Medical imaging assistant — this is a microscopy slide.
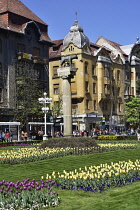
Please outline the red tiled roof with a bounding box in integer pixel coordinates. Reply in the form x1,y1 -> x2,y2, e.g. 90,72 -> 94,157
106,38 -> 122,47
0,16 -> 7,30
52,39 -> 64,47
0,0 -> 47,25
97,36 -> 122,47
0,0 -> 53,43
49,40 -> 63,59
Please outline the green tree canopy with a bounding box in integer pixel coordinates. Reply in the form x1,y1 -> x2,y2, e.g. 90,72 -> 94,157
14,59 -> 45,129
125,96 -> 140,127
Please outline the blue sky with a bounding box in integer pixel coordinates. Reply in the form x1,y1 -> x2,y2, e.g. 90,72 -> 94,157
22,0 -> 140,45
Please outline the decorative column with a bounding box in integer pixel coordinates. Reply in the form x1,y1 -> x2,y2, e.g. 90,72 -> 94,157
57,62 -> 77,137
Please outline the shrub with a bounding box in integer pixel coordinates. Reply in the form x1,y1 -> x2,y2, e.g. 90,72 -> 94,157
39,137 -> 99,149
127,135 -> 137,140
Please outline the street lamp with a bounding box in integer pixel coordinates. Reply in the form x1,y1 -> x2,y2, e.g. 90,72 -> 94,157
38,92 -> 52,140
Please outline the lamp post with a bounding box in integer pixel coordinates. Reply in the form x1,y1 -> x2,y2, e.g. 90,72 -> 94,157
38,92 -> 52,140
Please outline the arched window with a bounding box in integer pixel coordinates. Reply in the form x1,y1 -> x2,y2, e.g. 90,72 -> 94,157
69,46 -> 74,51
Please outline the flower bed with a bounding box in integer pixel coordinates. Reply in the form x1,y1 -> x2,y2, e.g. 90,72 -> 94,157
0,143 -> 137,164
44,159 -> 140,193
0,178 -> 60,209
97,135 -> 137,140
98,143 -> 137,150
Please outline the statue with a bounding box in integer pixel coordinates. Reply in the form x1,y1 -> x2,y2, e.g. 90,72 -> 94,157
61,54 -> 78,67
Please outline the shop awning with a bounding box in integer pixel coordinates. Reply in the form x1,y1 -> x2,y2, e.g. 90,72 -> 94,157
0,122 -> 20,125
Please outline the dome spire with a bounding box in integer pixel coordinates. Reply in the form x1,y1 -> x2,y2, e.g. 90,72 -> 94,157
75,11 -> 78,24
75,11 -> 78,21
62,17 -> 90,50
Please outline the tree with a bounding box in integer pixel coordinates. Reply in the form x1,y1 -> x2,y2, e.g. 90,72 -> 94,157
49,94 -> 63,122
125,96 -> 140,128
13,58 -> 46,129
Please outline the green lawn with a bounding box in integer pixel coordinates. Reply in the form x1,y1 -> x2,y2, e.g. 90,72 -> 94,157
0,146 -> 140,209
47,181 -> 140,210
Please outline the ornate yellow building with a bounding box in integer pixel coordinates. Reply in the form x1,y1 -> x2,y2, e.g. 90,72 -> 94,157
49,20 -> 131,133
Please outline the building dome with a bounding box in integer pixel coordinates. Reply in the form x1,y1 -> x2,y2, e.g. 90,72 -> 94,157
62,20 -> 90,50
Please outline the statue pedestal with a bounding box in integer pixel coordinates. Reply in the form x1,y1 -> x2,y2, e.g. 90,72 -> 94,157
57,66 -> 77,79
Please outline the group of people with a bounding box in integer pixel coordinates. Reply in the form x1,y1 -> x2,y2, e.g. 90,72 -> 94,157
73,130 -> 89,137
0,130 -> 13,142
72,128 -> 116,137
21,130 -> 45,141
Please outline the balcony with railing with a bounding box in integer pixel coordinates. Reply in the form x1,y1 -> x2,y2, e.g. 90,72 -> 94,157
17,52 -> 32,60
17,52 -> 47,64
